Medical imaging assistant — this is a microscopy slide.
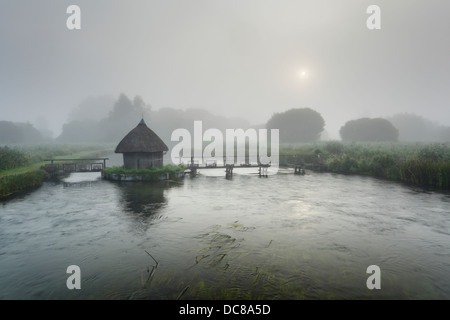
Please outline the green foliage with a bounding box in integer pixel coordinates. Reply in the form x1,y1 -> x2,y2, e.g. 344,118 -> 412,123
0,146 -> 32,170
369,154 -> 396,177
0,169 -> 46,198
280,141 -> 450,189
104,164 -> 186,181
324,141 -> 344,155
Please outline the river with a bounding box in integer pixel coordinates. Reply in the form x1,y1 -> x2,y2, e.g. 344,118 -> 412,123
0,166 -> 449,299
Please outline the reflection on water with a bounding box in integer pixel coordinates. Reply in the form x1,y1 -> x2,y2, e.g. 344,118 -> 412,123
62,172 -> 102,184
0,171 -> 449,299
115,181 -> 182,235
118,182 -> 167,215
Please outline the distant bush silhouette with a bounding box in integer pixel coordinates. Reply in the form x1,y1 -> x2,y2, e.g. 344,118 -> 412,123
57,120 -> 99,143
339,118 -> 398,142
0,121 -> 43,144
266,108 -> 325,143
388,113 -> 450,142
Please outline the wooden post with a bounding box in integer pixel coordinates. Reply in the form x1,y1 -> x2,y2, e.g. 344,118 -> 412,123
225,164 -> 234,176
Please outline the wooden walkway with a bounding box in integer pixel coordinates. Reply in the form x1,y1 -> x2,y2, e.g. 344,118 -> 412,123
182,154 -> 328,177
183,157 -> 317,177
43,158 -> 109,174
185,162 -> 272,177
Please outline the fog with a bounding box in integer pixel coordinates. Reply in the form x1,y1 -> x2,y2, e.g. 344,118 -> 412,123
1,0 -> 449,140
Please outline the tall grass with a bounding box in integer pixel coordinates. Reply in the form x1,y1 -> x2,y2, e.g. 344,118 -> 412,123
0,146 -> 32,170
0,169 -> 46,198
281,142 -> 450,189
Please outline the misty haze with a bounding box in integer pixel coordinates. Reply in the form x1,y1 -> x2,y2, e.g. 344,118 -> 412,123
0,1 -> 449,302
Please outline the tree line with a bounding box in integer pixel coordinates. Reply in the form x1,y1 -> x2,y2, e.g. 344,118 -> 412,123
0,121 -> 45,144
1,94 -> 449,145
266,108 -> 449,143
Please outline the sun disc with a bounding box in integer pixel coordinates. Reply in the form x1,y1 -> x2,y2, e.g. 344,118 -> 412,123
298,69 -> 308,79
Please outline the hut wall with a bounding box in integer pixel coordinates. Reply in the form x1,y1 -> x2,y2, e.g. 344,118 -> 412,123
123,152 -> 164,169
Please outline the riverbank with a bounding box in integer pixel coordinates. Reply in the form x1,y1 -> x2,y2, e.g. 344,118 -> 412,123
281,142 -> 450,189
0,167 -> 46,198
0,145 -> 113,199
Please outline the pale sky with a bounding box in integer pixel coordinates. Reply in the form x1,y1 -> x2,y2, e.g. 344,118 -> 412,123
1,0 -> 449,138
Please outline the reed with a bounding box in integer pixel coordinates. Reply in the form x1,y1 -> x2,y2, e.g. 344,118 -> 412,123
281,142 -> 450,189
0,169 -> 46,198
0,146 -> 32,170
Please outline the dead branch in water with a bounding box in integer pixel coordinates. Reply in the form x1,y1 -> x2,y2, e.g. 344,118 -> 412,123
145,250 -> 159,268
176,285 -> 190,300
141,250 -> 159,288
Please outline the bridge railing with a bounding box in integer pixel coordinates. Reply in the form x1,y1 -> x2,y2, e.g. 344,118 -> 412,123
175,156 -> 274,167
43,158 -> 109,173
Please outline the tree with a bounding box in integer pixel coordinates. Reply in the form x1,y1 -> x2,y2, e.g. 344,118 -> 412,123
57,120 -> 99,143
0,121 -> 43,144
58,94 -> 153,143
339,118 -> 398,142
0,121 -> 23,144
266,108 -> 325,143
68,95 -> 115,123
99,93 -> 152,141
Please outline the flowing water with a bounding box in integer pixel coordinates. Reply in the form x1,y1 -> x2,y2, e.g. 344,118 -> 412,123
0,167 -> 449,299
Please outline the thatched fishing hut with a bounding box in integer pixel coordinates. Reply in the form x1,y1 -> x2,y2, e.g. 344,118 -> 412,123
115,118 -> 168,169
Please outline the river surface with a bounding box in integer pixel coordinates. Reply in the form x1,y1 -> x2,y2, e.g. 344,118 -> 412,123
0,166 -> 449,299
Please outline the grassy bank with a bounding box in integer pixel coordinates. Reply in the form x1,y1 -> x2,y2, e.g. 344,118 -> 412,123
0,169 -> 46,198
281,142 -> 450,189
0,145 -> 113,199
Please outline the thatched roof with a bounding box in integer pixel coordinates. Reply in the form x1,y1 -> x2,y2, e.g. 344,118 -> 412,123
115,119 -> 168,153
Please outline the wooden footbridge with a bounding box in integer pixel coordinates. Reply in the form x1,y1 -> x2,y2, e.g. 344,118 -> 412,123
43,158 -> 109,175
185,160 -> 272,177
181,154 -> 327,177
